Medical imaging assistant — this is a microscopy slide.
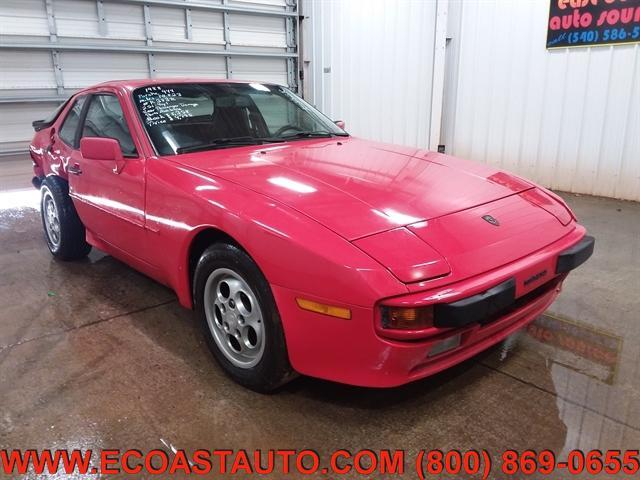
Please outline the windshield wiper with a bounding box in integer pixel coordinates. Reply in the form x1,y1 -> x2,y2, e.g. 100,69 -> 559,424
176,137 -> 284,154
281,130 -> 348,139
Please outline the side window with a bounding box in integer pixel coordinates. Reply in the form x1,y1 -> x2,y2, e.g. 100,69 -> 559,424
82,94 -> 137,156
59,96 -> 87,147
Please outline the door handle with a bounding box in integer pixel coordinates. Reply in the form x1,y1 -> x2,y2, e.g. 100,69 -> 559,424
68,164 -> 83,175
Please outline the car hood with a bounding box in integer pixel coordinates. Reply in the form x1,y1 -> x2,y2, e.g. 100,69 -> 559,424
172,137 -> 535,240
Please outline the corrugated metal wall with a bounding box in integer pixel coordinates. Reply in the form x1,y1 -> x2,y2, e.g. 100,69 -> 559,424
444,0 -> 640,202
304,0 -> 639,202
301,0 -> 438,149
0,0 -> 298,154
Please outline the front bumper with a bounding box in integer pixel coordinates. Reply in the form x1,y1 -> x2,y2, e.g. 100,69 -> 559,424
433,235 -> 594,329
273,227 -> 593,388
556,235 -> 595,274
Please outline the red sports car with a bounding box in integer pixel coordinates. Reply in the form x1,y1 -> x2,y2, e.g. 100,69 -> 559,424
29,79 -> 594,392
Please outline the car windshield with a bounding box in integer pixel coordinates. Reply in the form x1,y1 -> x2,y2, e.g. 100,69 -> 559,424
133,82 -> 347,155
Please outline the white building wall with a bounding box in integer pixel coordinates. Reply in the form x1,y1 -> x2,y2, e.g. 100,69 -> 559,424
444,0 -> 640,202
302,0 -> 438,149
305,0 -> 640,202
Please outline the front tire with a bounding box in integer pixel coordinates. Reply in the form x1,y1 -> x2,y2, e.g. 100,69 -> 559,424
194,244 -> 293,392
40,176 -> 91,260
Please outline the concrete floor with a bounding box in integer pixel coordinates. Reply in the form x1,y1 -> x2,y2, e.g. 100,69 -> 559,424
1,156 -> 639,478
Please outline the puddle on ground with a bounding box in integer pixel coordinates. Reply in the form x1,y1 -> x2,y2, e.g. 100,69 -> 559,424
527,313 -> 621,385
488,312 -> 637,455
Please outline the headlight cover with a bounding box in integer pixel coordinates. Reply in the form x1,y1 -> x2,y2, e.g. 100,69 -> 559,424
353,227 -> 450,283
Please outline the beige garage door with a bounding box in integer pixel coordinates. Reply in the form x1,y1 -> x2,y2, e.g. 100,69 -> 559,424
0,0 -> 299,154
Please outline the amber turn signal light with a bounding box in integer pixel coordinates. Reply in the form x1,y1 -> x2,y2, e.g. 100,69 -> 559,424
381,305 -> 434,330
296,298 -> 352,320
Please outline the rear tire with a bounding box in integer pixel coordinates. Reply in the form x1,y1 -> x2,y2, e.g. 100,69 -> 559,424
40,176 -> 92,260
194,243 -> 294,393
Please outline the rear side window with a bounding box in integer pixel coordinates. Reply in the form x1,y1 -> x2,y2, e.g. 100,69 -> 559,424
59,96 -> 87,147
82,94 -> 137,157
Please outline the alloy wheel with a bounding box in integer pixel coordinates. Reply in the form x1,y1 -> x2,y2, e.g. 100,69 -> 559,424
203,268 -> 265,368
43,190 -> 61,248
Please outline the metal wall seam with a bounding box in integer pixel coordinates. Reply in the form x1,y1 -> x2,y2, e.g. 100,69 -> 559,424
45,0 -> 64,96
184,8 -> 193,41
428,0 -> 449,151
0,97 -> 68,104
97,0 -> 108,36
0,42 -> 297,58
103,0 -> 296,18
222,0 -> 232,79
45,0 -> 58,42
285,0 -> 297,90
143,4 -> 155,78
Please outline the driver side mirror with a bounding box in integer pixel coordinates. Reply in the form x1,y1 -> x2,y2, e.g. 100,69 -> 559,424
80,137 -> 123,162
334,120 -> 346,130
80,137 -> 125,173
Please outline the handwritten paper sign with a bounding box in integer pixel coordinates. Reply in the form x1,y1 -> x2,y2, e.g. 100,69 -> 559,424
547,0 -> 640,48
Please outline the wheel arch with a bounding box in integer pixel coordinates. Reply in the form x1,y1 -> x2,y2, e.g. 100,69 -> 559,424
39,174 -> 92,260
43,173 -> 69,188
180,225 -> 251,309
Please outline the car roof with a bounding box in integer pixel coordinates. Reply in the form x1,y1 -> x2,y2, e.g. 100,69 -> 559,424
89,78 -> 279,91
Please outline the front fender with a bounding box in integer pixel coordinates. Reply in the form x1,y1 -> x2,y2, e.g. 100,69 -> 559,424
144,159 -> 407,310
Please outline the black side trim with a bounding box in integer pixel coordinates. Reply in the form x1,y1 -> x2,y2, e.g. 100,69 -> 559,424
32,119 -> 50,132
556,235 -> 595,274
434,278 -> 516,328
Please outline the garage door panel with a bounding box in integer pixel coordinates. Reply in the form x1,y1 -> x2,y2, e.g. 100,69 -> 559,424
232,57 -> 287,85
0,51 -> 56,90
0,0 -> 49,37
230,14 -> 287,48
151,6 -> 191,43
102,2 -> 146,40
191,11 -> 225,45
154,54 -> 227,79
0,103 -> 59,146
0,0 -> 297,154
61,52 -> 149,88
55,0 -> 101,38
56,0 -> 146,40
231,0 -> 288,9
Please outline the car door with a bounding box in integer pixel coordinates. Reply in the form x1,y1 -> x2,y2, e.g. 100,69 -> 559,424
67,91 -> 147,258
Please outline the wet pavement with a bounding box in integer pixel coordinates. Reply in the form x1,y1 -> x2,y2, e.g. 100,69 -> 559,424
0,158 -> 639,478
